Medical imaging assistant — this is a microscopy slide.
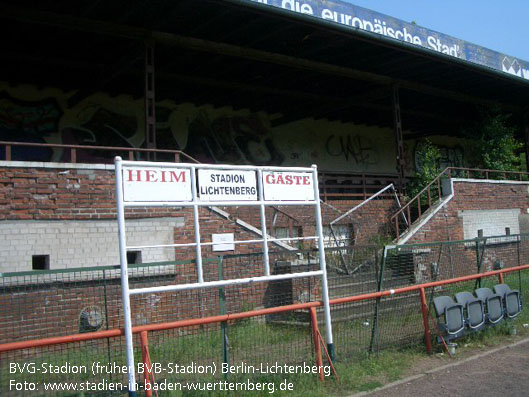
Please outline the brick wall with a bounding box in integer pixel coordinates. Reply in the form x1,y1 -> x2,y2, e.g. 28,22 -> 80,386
0,165 -> 394,271
0,163 -> 184,220
0,272 -> 232,343
216,199 -> 397,247
408,180 -> 529,243
0,162 -> 396,343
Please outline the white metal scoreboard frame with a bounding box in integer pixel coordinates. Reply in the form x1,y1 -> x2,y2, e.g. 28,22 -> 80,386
114,157 -> 334,395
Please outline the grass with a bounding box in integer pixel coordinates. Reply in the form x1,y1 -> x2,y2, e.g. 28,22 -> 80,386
146,314 -> 426,396
161,348 -> 424,397
0,318 -> 422,396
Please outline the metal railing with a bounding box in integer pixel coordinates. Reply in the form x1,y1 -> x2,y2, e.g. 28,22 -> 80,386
319,170 -> 402,201
0,140 -> 199,164
2,141 -> 403,202
391,167 -> 529,240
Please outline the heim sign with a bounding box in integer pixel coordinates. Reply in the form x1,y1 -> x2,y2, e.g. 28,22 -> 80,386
122,166 -> 192,202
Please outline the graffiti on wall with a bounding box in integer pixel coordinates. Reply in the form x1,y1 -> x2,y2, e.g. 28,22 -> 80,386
0,91 -> 141,162
1,84 -> 448,174
184,111 -> 284,165
154,105 -> 181,152
439,146 -> 464,169
61,106 -> 138,163
0,95 -> 60,160
414,141 -> 464,172
0,89 -> 287,165
325,133 -> 379,166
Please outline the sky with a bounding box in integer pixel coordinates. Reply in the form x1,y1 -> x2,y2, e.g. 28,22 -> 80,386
344,0 -> 529,61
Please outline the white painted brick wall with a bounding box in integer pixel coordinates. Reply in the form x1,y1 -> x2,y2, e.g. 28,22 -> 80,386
459,209 -> 520,239
0,217 -> 184,272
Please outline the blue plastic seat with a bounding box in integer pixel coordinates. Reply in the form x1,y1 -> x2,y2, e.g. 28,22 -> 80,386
494,284 -> 522,318
433,296 -> 465,342
475,288 -> 504,325
454,291 -> 486,331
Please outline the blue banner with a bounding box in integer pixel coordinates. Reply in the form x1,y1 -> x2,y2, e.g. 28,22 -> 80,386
244,0 -> 529,81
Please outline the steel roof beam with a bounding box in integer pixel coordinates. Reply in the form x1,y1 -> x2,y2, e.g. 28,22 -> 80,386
1,4 -> 519,111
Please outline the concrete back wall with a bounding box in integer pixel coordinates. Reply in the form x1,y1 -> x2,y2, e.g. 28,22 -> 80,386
0,218 -> 183,272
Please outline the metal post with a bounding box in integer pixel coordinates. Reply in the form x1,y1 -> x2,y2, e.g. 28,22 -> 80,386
369,245 -> 386,353
114,157 -> 137,396
312,165 -> 335,360
309,307 -> 324,381
190,166 -> 204,283
525,113 -> 529,172
517,235 -> 522,294
140,331 -> 153,397
144,41 -> 156,159
257,169 -> 271,276
392,85 -> 405,187
419,287 -> 433,354
474,237 -> 486,289
329,224 -> 348,272
102,270 -> 113,385
218,256 -> 229,376
321,172 -> 327,202
474,238 -> 480,291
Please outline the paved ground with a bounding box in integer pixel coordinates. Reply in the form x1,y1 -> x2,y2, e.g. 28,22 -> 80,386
355,337 -> 529,397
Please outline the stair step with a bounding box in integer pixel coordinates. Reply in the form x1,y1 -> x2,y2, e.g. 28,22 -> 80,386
395,195 -> 451,244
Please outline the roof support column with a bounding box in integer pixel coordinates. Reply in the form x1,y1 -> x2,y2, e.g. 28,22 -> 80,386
525,113 -> 529,172
144,40 -> 156,159
392,85 -> 405,189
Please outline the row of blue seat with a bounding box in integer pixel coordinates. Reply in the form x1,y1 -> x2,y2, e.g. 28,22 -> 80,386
433,283 -> 522,342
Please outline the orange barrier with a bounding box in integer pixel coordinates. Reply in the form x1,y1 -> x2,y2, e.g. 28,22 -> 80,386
140,331 -> 155,397
419,287 -> 433,354
1,264 -> 527,373
309,307 -> 324,381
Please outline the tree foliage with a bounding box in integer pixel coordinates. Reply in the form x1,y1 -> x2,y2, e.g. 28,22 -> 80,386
408,139 -> 441,199
465,111 -> 522,172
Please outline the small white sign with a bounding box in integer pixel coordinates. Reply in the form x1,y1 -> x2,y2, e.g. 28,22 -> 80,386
122,166 -> 192,202
198,169 -> 257,201
212,233 -> 235,252
262,171 -> 315,201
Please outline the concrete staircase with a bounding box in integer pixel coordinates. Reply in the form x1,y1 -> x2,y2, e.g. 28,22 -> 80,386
393,177 -> 454,245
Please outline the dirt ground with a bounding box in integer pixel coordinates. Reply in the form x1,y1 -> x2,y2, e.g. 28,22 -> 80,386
357,337 -> 529,397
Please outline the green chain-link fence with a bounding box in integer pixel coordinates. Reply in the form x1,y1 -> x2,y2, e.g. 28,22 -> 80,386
1,235 -> 528,395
